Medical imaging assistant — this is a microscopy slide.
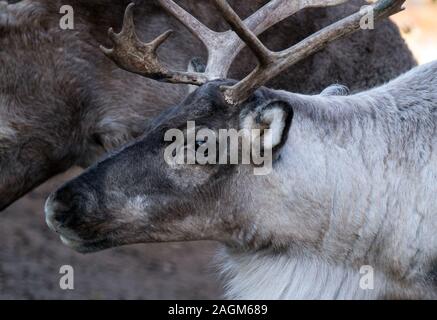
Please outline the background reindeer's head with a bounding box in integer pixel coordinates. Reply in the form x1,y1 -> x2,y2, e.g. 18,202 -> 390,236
45,0 -> 407,253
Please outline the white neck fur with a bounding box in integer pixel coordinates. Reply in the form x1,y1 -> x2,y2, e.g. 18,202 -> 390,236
217,249 -> 390,300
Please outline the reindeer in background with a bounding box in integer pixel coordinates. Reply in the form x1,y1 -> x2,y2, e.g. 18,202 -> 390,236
45,0 -> 437,299
0,0 -> 415,210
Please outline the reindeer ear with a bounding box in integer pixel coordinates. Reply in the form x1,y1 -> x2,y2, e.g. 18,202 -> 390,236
241,100 -> 293,150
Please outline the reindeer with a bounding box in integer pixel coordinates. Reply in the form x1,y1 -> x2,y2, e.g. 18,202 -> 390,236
44,0 -> 437,299
0,0 -> 416,211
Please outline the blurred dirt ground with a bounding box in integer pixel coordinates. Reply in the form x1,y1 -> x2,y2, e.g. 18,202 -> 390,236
1,0 -> 436,300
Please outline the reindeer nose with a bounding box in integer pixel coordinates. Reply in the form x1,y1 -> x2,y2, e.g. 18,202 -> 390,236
45,184 -> 95,234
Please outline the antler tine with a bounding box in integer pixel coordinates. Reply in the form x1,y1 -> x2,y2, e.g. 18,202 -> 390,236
242,0 -> 348,38
215,0 -> 406,105
213,0 -> 273,66
100,3 -> 208,85
157,0 -> 217,48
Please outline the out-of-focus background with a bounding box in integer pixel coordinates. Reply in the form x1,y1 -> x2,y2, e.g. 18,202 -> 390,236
0,0 -> 436,299
392,0 -> 437,64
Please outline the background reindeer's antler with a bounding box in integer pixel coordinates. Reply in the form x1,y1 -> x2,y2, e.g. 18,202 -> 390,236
101,0 -> 406,105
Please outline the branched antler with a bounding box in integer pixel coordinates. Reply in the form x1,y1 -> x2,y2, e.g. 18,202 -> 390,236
158,0 -> 351,79
101,0 -> 406,105
215,0 -> 406,105
100,3 -> 208,85
101,1 -> 349,83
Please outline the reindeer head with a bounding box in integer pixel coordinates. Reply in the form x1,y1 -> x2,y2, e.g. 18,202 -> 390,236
45,0 -> 405,253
